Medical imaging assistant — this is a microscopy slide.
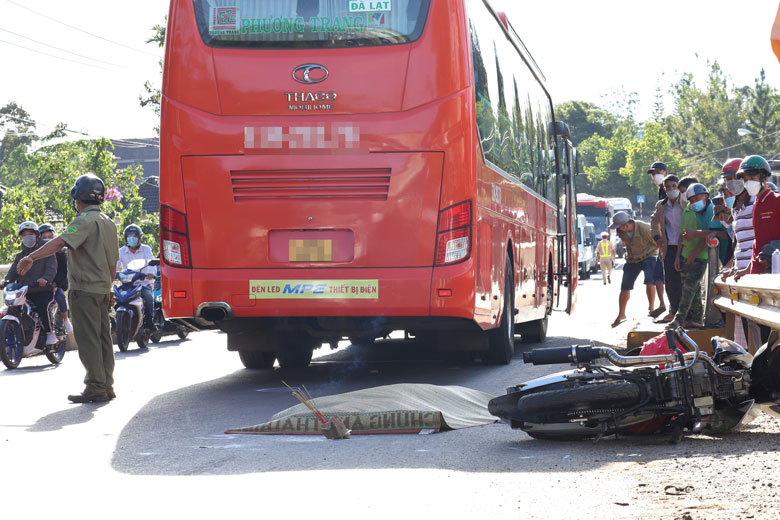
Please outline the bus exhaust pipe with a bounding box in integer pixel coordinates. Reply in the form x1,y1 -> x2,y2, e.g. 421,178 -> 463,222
196,302 -> 233,322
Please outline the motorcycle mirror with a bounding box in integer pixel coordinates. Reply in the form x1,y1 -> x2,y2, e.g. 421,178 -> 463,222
149,259 -> 160,267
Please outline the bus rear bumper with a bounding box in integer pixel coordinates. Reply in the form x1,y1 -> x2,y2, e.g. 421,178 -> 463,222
190,267 -> 444,318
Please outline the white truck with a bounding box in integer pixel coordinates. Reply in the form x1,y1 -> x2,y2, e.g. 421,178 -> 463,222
576,214 -> 595,279
608,197 -> 634,218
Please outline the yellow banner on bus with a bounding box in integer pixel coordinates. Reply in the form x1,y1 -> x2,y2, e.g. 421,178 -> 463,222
249,280 -> 379,299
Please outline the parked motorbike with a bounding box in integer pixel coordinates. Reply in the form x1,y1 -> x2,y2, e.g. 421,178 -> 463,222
0,283 -> 65,369
149,268 -> 189,343
111,259 -> 159,352
488,328 -> 780,443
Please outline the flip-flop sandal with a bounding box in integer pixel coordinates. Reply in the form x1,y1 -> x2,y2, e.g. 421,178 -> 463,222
659,314 -> 675,323
611,318 -> 627,328
648,307 -> 667,318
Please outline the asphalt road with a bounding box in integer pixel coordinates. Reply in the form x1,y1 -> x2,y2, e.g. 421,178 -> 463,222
2,266 -> 779,519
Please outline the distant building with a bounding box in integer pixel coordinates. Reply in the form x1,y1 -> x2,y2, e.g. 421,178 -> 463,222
111,137 -> 160,213
111,137 -> 159,181
138,176 -> 160,214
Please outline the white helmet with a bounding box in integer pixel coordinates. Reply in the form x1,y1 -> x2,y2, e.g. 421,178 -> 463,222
17,221 -> 39,235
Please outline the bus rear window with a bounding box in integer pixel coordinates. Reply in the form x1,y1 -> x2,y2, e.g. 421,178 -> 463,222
192,0 -> 430,48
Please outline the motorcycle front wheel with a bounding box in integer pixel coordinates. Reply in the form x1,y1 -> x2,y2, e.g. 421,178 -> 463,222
115,311 -> 131,352
516,382 -> 641,425
0,320 -> 24,369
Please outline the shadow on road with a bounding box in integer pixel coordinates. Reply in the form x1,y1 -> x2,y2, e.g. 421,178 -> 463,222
27,401 -> 111,432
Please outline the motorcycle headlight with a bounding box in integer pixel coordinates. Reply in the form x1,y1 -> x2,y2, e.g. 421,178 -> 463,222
4,293 -> 15,305
119,273 -> 134,283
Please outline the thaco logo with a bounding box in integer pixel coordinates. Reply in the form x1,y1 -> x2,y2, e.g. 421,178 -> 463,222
292,64 -> 329,84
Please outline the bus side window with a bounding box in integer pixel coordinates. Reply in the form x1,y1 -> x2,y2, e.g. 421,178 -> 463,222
470,22 -> 497,159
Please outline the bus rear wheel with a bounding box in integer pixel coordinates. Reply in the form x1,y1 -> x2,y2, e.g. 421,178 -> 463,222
485,254 -> 515,365
239,350 -> 275,370
275,333 -> 315,369
517,317 -> 547,343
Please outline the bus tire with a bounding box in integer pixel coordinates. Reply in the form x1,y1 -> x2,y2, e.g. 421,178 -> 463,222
275,334 -> 314,369
518,316 -> 547,343
485,254 -> 515,365
239,350 -> 275,370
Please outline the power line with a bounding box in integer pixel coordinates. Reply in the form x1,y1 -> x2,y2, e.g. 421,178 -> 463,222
4,0 -> 160,58
1,114 -> 89,135
2,114 -> 159,148
0,26 -> 119,67
680,128 -> 780,164
0,38 -> 108,70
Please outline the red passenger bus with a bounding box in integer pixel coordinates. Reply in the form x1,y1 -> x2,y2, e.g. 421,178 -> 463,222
160,0 -> 578,368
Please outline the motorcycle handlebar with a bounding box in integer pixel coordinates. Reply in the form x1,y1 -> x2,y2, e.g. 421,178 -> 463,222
522,346 -> 601,365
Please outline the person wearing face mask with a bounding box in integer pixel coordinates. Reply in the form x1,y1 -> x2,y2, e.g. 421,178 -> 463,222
650,174 -> 683,322
116,224 -> 157,332
2,221 -> 58,355
731,155 -> 780,277
38,223 -> 73,336
608,211 -> 659,328
716,158 -> 743,240
676,175 -> 699,206
647,161 -> 668,201
668,183 -> 714,329
646,162 -> 671,318
722,176 -> 754,277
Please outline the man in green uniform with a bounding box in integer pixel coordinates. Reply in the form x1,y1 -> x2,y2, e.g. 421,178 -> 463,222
17,173 -> 119,403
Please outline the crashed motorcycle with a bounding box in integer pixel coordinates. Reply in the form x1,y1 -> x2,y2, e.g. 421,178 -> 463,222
488,328 -> 780,442
0,283 -> 66,369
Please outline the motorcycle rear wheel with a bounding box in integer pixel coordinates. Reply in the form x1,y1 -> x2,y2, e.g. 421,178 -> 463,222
516,382 -> 641,424
45,340 -> 66,365
150,311 -> 164,343
0,320 -> 24,369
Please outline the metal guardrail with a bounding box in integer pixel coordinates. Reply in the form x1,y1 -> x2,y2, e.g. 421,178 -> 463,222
714,274 -> 780,336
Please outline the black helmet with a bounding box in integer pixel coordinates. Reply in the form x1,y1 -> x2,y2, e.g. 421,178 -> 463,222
38,223 -> 55,235
123,224 -> 143,241
70,173 -> 105,204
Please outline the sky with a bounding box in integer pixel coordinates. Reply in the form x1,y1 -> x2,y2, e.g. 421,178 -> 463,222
0,0 -> 778,140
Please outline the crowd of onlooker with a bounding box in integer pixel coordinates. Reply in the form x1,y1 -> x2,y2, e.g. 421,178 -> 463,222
607,157 -> 780,352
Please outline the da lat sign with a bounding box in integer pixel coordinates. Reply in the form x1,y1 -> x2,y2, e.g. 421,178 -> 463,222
349,1 -> 392,13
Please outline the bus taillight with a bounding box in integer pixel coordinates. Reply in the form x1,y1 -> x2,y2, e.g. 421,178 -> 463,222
161,204 -> 191,268
435,201 -> 472,265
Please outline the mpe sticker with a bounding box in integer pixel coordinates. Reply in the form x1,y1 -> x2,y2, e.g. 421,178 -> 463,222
249,280 -> 379,299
